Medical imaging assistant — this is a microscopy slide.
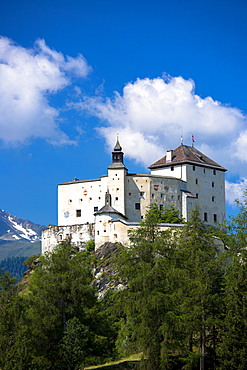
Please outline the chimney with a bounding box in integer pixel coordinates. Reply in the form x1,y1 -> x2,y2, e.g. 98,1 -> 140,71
166,149 -> 173,163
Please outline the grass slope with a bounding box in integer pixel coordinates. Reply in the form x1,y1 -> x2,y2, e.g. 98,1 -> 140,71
0,240 -> 41,261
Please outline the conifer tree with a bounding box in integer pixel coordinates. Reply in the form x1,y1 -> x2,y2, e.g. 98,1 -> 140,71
218,191 -> 247,369
174,207 -> 224,370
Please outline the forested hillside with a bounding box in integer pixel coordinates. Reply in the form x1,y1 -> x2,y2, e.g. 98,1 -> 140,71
0,256 -> 28,281
1,199 -> 247,370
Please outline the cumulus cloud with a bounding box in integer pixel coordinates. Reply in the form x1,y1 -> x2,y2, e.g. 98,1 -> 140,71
73,75 -> 247,204
225,179 -> 247,205
75,75 -> 246,166
0,36 -> 91,144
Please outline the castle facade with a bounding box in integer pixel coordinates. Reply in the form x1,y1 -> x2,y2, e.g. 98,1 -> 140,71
42,140 -> 226,252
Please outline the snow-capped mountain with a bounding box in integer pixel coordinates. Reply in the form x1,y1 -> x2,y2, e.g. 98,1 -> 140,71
0,209 -> 46,244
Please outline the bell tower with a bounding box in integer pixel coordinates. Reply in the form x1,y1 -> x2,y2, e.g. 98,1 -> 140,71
107,137 -> 128,217
111,137 -> 124,166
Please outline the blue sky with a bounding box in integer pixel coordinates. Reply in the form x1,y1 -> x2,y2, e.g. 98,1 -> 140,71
0,0 -> 247,225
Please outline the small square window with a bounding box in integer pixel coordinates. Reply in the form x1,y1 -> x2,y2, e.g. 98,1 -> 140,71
94,206 -> 98,212
135,203 -> 141,210
115,197 -> 118,201
76,210 -> 81,217
129,192 -> 131,196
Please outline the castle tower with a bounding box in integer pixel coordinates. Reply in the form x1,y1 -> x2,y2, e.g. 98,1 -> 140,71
107,138 -> 128,217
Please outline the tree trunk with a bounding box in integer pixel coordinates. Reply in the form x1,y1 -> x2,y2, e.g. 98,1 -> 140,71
200,301 -> 206,370
61,296 -> 67,331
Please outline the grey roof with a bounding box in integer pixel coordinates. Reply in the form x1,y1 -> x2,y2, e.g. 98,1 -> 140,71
149,145 -> 227,171
94,205 -> 127,219
114,139 -> 122,151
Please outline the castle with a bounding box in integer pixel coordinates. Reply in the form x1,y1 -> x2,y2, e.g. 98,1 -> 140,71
42,140 -> 226,252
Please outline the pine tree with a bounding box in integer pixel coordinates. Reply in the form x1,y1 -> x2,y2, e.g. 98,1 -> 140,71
174,207 -> 224,370
218,191 -> 247,369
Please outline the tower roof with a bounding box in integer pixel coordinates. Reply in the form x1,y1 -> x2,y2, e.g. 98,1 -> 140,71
148,145 -> 227,171
114,138 -> 122,151
94,205 -> 127,219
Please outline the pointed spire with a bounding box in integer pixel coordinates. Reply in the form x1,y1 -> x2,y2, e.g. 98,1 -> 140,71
114,134 -> 122,151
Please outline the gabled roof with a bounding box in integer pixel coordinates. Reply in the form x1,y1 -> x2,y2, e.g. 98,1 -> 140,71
148,145 -> 227,171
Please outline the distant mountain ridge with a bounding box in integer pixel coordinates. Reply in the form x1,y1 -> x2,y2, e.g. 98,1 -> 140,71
0,210 -> 46,261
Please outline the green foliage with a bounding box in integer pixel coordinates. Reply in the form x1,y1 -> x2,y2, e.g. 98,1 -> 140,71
86,239 -> 95,253
0,242 -> 115,369
115,205 -> 225,369
144,203 -> 184,225
217,192 -> 247,369
23,253 -> 40,269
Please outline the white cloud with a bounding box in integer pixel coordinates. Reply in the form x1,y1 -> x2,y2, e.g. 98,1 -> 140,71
75,76 -> 246,164
73,75 -> 247,203
225,179 -> 247,205
0,36 -> 91,145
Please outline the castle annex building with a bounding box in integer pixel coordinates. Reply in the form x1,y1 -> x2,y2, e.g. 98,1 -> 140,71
42,140 -> 226,252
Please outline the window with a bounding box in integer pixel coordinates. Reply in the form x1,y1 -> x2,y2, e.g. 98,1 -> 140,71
195,178 -> 198,184
97,231 -> 99,235
129,192 -> 131,196
171,166 -> 174,171
204,169 -> 206,173
76,209 -> 81,217
116,188 -> 119,192
135,203 -> 141,210
115,197 -> 118,201
214,214 -> 217,222
171,195 -> 174,200
204,213 -> 208,222
160,205 -> 163,210
68,199 -> 72,204
212,182 -> 215,187
193,166 -> 195,171
161,194 -> 164,199
196,193 -> 199,199
213,170 -> 216,175
94,206 -> 98,212
140,192 -> 145,198
152,194 -> 154,199
212,196 -> 215,202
